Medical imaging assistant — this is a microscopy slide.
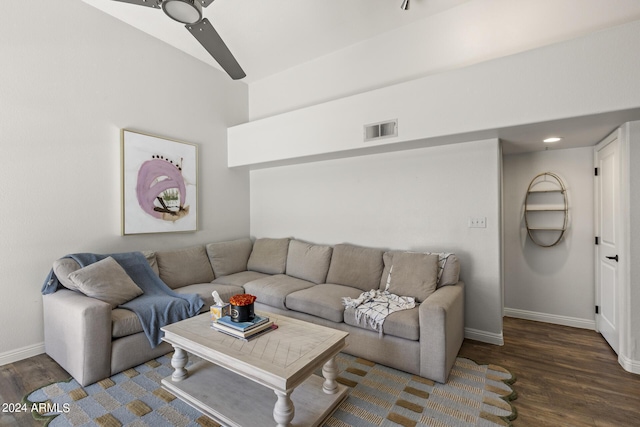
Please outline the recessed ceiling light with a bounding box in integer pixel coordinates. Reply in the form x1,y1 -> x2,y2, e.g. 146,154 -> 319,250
543,137 -> 562,143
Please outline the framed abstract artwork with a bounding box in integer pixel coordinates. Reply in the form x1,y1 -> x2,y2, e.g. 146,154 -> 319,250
121,129 -> 198,235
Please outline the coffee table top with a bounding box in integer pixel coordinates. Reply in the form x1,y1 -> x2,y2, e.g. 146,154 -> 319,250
161,312 -> 348,391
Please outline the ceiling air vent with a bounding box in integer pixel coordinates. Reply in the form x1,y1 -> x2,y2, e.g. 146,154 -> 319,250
364,119 -> 398,142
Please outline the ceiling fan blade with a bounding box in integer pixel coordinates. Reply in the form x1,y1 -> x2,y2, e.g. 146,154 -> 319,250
111,0 -> 161,9
187,18 -> 246,80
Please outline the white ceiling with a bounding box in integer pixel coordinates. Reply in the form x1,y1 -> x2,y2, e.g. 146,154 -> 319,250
82,0 -> 470,83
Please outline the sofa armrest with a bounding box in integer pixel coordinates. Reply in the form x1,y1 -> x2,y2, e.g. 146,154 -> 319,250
43,289 -> 112,386
418,281 -> 465,383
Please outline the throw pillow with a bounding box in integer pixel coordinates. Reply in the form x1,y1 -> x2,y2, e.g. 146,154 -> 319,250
67,257 -> 143,308
247,237 -> 290,274
384,252 -> 439,302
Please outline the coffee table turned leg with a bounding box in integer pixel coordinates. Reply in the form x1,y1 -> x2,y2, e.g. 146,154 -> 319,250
171,347 -> 189,382
273,390 -> 294,427
322,356 -> 339,394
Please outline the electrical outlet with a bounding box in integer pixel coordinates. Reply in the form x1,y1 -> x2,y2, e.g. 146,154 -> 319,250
468,217 -> 486,228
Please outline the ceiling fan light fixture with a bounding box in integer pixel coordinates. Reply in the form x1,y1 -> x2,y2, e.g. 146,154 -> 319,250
162,0 -> 202,24
401,0 -> 410,10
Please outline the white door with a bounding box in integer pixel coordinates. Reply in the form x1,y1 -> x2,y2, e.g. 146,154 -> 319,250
594,132 -> 620,353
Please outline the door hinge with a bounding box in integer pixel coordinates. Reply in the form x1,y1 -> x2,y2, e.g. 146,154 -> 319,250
595,167 -> 599,176
595,236 -> 599,245
595,305 -> 599,314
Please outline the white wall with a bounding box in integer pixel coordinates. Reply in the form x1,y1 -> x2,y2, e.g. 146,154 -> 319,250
0,0 -> 249,364
251,139 -> 503,343
249,0 -> 640,120
230,18 -> 640,168
502,148 -> 595,328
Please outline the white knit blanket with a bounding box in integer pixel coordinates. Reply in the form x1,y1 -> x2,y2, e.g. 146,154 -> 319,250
342,269 -> 415,337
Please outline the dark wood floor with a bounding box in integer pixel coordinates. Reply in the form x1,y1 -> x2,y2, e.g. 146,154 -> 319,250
459,317 -> 640,426
1,317 -> 639,426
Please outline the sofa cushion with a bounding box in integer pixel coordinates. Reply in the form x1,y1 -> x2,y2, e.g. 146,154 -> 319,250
382,252 -> 439,302
380,251 -> 461,289
344,306 -> 420,341
67,257 -> 143,309
325,244 -> 384,292
155,246 -> 214,289
174,283 -> 245,310
247,237 -> 290,274
112,308 -> 143,338
141,250 -> 160,276
286,240 -> 333,284
212,271 -> 269,287
286,284 -> 363,323
244,274 -> 315,310
206,238 -> 253,277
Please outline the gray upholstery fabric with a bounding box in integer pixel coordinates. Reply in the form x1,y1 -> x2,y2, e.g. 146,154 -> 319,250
244,274 -> 315,310
212,271 -> 269,287
155,245 -> 215,289
67,257 -> 143,308
285,240 -> 333,284
344,306 -> 420,341
247,237 -> 290,274
325,244 -> 384,291
206,238 -> 253,277
43,290 -> 112,386
174,283 -> 244,310
419,282 -> 465,383
111,308 -> 143,338
384,252 -> 439,302
141,251 -> 159,276
52,258 -> 82,291
255,302 -> 422,377
286,284 -> 362,322
111,333 -> 172,377
380,251 -> 461,289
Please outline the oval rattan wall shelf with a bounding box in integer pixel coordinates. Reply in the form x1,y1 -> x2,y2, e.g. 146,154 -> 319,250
524,172 -> 568,248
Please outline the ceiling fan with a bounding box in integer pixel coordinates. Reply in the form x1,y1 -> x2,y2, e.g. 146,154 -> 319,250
112,0 -> 245,80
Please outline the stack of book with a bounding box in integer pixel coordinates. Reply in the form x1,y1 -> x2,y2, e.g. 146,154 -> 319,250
212,315 -> 275,341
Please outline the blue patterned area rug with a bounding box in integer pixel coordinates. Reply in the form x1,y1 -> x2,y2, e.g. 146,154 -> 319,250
26,353 -> 516,427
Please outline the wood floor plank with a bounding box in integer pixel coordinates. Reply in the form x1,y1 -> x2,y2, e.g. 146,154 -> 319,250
1,317 -> 639,426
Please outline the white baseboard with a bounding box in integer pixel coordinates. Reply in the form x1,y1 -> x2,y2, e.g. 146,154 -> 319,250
504,308 -> 596,330
465,327 -> 504,346
0,342 -> 45,367
619,353 -> 640,375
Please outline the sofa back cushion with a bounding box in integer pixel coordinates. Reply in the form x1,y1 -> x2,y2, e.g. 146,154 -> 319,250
155,245 -> 214,289
382,252 -> 439,302
206,238 -> 253,277
247,237 -> 290,275
379,251 -> 461,290
285,240 -> 333,284
325,243 -> 383,291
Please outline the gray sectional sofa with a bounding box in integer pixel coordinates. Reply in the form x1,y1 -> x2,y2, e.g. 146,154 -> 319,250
43,237 -> 465,386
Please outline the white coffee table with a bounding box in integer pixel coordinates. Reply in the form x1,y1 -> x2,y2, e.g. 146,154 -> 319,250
161,312 -> 349,427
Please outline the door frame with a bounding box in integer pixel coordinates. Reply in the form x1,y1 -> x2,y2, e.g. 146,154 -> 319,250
594,125 -> 632,371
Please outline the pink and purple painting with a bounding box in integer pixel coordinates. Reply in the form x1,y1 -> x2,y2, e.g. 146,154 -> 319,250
121,129 -> 197,235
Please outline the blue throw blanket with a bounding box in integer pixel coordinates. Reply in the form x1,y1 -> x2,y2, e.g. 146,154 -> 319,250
42,252 -> 203,347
